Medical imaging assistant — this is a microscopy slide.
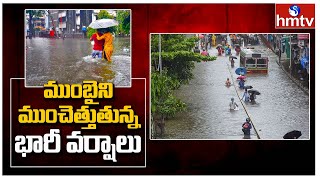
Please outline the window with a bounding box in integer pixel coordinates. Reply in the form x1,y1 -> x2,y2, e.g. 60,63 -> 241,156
257,58 -> 266,64
256,58 -> 267,68
246,58 -> 255,64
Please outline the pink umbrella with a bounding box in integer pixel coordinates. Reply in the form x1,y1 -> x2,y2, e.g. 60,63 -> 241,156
199,34 -> 204,38
237,76 -> 246,80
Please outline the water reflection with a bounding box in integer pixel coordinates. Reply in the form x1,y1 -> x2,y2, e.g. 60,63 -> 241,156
26,37 -> 131,87
161,45 -> 309,139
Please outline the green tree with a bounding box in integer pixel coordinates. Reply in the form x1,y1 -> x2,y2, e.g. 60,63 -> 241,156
97,10 -> 114,19
151,34 -> 217,137
116,10 -> 130,35
151,71 -> 186,137
151,34 -> 216,84
87,10 -> 115,38
26,10 -> 45,38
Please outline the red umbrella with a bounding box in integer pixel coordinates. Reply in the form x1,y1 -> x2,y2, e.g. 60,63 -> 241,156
199,34 -> 204,39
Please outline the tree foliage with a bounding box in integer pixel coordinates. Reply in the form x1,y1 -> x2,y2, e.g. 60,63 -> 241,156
151,71 -> 186,117
151,34 -> 217,137
97,10 -> 114,19
26,10 -> 46,36
116,10 -> 130,35
151,34 -> 216,84
87,10 -> 116,38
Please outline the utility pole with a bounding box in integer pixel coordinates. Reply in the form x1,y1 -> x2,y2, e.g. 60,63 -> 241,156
159,34 -> 162,74
289,34 -> 292,76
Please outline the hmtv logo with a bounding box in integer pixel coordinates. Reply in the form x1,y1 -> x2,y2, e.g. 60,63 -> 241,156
275,4 -> 315,29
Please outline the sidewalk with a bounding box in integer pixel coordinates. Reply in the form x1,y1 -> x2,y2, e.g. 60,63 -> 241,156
259,35 -> 309,94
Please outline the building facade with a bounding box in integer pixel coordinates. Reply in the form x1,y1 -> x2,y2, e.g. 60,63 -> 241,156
37,10 -> 118,36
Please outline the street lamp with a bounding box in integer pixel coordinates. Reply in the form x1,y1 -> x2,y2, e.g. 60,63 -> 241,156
72,28 -> 75,38
289,35 -> 292,76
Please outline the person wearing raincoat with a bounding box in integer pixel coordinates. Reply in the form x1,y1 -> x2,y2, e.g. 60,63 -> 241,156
212,34 -> 216,47
96,28 -> 114,62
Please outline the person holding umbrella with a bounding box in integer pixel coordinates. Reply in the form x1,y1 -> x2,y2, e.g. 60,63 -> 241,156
89,19 -> 118,62
248,89 -> 260,103
229,56 -> 237,68
96,27 -> 114,62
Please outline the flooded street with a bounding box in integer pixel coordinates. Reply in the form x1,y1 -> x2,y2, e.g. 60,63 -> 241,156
26,37 -> 131,87
163,44 -> 309,139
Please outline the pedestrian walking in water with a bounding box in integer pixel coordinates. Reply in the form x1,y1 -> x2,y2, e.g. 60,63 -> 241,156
249,93 -> 256,103
90,29 -> 105,59
96,28 -> 114,61
212,34 -> 216,47
201,49 -> 209,57
239,79 -> 245,89
241,89 -> 250,102
242,118 -> 252,135
225,78 -> 231,86
204,34 -> 209,51
229,98 -> 238,110
208,34 -> 212,49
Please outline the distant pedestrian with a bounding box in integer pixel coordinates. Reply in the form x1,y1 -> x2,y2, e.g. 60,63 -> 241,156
225,78 -> 231,86
242,118 -> 252,135
229,98 -> 238,110
212,34 -> 216,47
239,79 -> 245,89
194,46 -> 200,53
208,34 -> 212,49
249,93 -> 256,103
241,89 -> 250,102
204,34 -> 209,51
200,49 -> 209,56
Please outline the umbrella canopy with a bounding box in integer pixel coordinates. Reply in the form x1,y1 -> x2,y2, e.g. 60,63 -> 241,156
199,34 -> 204,38
283,130 -> 302,139
230,56 -> 237,59
248,89 -> 260,95
89,19 -> 119,29
216,44 -> 222,47
235,67 -> 247,75
244,85 -> 253,89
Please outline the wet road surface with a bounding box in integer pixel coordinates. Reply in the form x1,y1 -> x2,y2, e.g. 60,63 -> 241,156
26,37 -> 131,87
162,44 -> 309,139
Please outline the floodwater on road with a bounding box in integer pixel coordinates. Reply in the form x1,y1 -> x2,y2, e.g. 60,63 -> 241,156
26,37 -> 131,87
161,44 -> 309,140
